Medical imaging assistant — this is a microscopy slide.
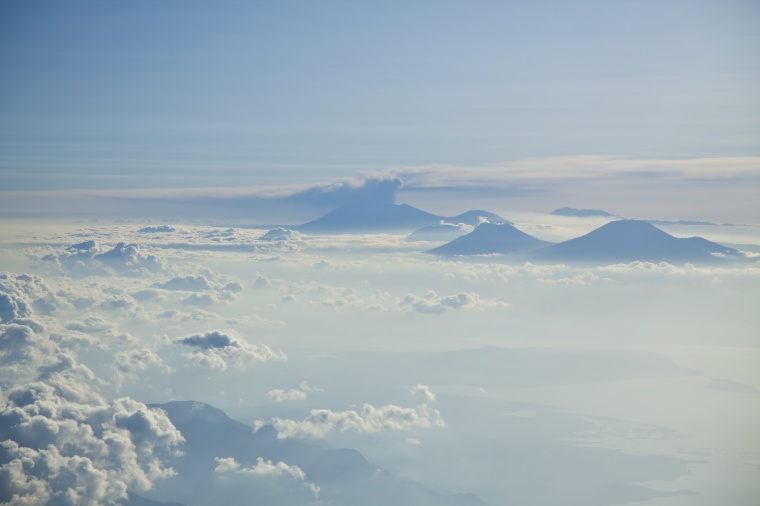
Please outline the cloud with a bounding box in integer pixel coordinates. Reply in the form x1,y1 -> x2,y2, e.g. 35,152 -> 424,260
266,381 -> 322,403
264,402 -> 445,439
399,291 -> 509,314
409,384 -> 437,402
377,156 -> 760,190
0,302 -> 183,506
143,308 -> 218,323
0,393 -> 184,506
259,228 -> 302,242
0,176 -> 404,223
214,457 -> 319,498
538,271 -> 605,285
154,275 -> 213,291
172,330 -> 286,371
137,225 -> 176,234
1,273 -> 70,321
1,323 -> 58,381
114,348 -> 167,375
31,242 -> 165,276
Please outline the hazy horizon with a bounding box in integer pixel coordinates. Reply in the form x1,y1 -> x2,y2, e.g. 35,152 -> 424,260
1,1 -> 758,505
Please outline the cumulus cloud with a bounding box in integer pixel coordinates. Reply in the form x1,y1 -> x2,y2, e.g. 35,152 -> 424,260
114,348 -> 168,375
154,275 -> 213,292
32,242 -> 165,276
399,291 -> 509,314
146,270 -> 245,308
172,330 -> 286,371
1,323 -> 58,381
259,228 -> 302,242
137,225 -> 176,234
1,273 -> 69,321
63,314 -> 134,345
0,301 -> 183,505
263,402 -> 445,439
0,392 -> 184,506
214,457 -> 319,498
266,381 -> 322,403
409,384 -> 437,402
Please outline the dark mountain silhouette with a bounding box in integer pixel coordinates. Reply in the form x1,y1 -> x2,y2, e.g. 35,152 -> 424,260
551,207 -> 615,218
428,222 -> 552,256
142,401 -> 488,506
297,201 -> 444,233
530,219 -> 742,264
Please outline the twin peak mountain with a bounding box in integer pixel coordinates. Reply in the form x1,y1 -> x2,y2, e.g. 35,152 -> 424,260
291,201 -> 742,264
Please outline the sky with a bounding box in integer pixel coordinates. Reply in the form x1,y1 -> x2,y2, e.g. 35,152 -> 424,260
1,2 -> 760,506
1,0 -> 759,195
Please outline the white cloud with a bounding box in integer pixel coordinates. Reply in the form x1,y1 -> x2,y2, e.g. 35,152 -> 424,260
214,457 -> 319,497
409,384 -> 437,402
259,228 -> 302,242
399,291 -> 509,314
31,241 -> 166,276
172,330 -> 286,371
264,402 -> 445,439
154,274 -> 213,292
0,304 -> 183,506
266,381 -> 322,403
0,394 -> 184,506
266,388 -> 307,402
538,271 -> 605,285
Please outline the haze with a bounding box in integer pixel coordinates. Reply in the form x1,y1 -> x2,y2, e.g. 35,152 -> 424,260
1,2 -> 759,505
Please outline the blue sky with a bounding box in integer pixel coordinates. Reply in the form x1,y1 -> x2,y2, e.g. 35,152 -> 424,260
2,5 -> 760,504
1,0 -> 758,192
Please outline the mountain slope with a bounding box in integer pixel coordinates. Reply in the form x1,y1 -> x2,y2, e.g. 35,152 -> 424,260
530,219 -> 742,264
297,201 -> 444,233
428,222 -> 552,256
142,401 -> 488,506
406,223 -> 471,242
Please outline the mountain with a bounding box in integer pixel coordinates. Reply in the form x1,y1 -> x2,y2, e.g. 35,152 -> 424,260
529,219 -> 743,264
445,210 -> 512,226
428,222 -> 552,256
406,223 -> 471,242
406,210 -> 512,242
141,401 -> 488,506
297,201 -> 444,233
551,207 -> 615,218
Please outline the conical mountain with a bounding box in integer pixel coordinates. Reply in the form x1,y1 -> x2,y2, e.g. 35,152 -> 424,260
297,201 -> 443,233
530,219 -> 741,264
428,222 -> 552,256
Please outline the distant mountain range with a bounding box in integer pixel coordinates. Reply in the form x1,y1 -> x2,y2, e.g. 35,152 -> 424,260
135,400 -> 487,506
287,201 -> 748,264
430,219 -> 745,264
296,202 -> 510,233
